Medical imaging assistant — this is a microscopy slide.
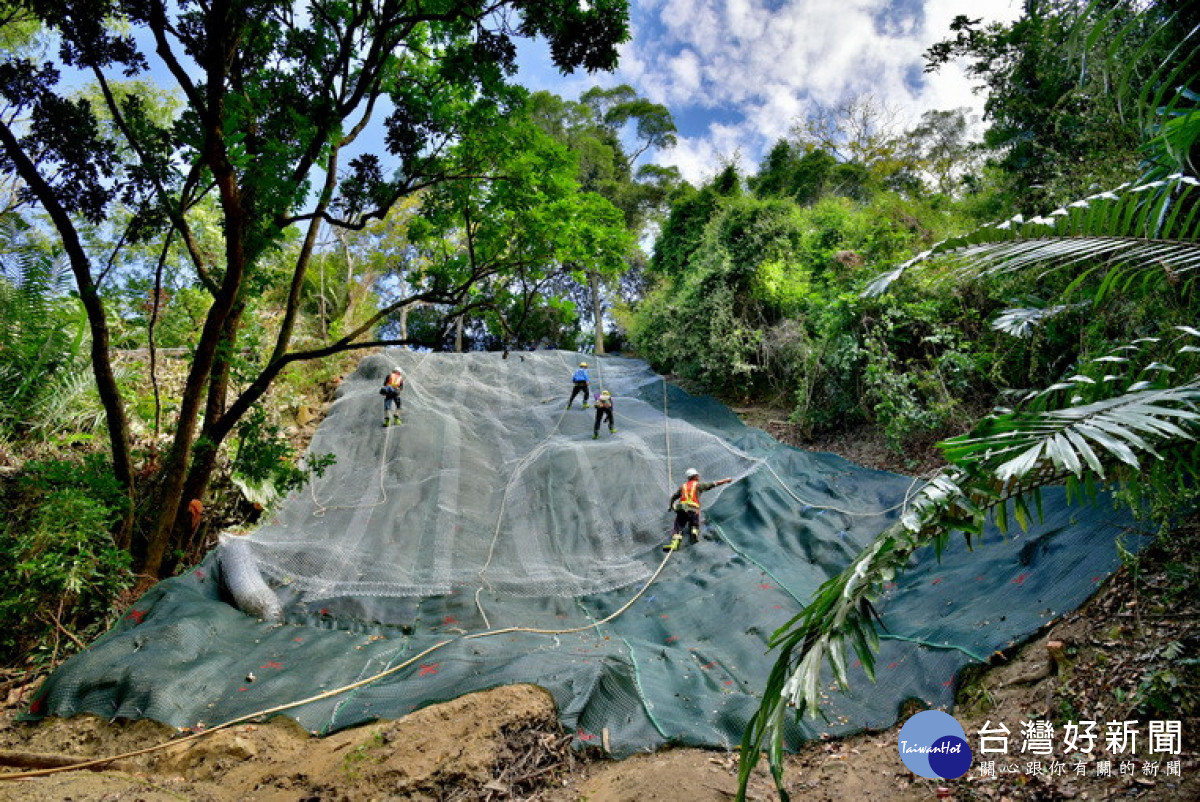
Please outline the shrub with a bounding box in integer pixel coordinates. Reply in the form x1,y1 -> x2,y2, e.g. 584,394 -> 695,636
0,455 -> 133,665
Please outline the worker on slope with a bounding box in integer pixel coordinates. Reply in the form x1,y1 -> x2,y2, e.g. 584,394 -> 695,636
567,361 -> 591,409
380,368 -> 405,427
664,468 -> 732,551
592,390 -> 616,439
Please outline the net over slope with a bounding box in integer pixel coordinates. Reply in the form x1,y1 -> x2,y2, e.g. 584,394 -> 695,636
29,351 -> 1147,753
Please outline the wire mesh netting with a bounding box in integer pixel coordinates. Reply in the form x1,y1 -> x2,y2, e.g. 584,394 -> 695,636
27,350 -> 1150,753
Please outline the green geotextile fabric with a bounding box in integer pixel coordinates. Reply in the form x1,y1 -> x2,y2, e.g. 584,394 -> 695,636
28,351 -> 1150,755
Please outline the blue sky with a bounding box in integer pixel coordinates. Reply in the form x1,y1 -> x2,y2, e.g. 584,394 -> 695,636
515,0 -> 1023,184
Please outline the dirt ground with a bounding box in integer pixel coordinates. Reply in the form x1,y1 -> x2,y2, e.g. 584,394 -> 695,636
0,414 -> 1196,801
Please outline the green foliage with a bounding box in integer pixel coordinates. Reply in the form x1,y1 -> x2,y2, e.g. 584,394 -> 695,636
231,406 -> 335,510
738,165 -> 1200,802
649,182 -> 724,278
858,296 -> 986,449
634,194 -> 816,393
634,186 -> 982,433
1134,641 -> 1196,718
924,1 -> 1197,210
107,278 -> 214,351
522,86 -> 678,351
0,455 -> 133,665
402,106 -> 633,350
1,0 -> 634,579
736,5 -> 1198,781
0,214 -> 105,437
750,142 -> 843,205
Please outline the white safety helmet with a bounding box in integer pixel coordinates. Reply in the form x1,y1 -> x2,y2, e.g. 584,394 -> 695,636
686,468 -> 699,478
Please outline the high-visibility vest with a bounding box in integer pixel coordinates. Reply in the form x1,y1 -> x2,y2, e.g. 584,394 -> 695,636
386,373 -> 404,389
679,479 -> 701,509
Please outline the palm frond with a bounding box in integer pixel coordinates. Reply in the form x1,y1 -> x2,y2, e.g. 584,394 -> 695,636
1146,89 -> 1200,180
741,8 -> 1200,801
23,336 -> 123,438
992,303 -> 1089,338
942,381 -> 1200,482
738,312 -> 1200,799
864,175 -> 1200,297
737,370 -> 1200,798
1063,2 -> 1198,179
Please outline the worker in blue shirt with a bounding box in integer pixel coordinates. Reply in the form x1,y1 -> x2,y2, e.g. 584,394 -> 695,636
567,361 -> 591,409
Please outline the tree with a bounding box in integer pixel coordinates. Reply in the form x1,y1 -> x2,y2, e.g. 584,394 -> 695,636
752,140 -> 865,205
0,0 -> 629,581
924,1 -> 1199,209
648,165 -> 739,283
790,93 -> 910,195
405,110 -> 631,350
899,108 -> 976,197
527,86 -> 678,354
738,170 -> 1200,800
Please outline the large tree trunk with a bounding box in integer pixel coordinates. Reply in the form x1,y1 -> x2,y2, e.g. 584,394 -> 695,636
590,270 -> 606,355
165,301 -> 247,572
141,322 -> 220,580
141,168 -> 250,581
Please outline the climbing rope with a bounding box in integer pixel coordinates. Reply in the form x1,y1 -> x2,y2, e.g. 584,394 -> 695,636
661,375 -> 674,487
757,458 -> 927,519
2,423 -> 679,783
307,348 -> 434,518
474,350 -> 669,625
472,351 -> 578,625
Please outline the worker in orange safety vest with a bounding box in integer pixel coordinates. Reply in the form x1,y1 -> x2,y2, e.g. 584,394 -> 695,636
664,468 -> 732,551
380,368 -> 405,427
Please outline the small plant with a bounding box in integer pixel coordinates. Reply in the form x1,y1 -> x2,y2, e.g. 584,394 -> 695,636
341,732 -> 385,779
954,664 -> 996,715
231,406 -> 336,510
1055,695 -> 1079,725
1134,642 -> 1197,717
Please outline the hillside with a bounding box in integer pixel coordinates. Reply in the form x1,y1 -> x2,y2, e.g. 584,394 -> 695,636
0,376 -> 1195,801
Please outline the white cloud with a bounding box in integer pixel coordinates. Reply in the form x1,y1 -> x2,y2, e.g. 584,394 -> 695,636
666,48 -> 703,100
516,0 -> 1023,185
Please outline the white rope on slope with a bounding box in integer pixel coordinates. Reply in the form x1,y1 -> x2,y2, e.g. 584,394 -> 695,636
307,348 -> 434,518
473,349 -> 587,627
0,544 -> 680,781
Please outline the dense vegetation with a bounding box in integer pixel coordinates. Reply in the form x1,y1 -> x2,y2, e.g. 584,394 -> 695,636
712,3 -> 1200,797
0,0 -> 1197,796
628,0 -> 1199,458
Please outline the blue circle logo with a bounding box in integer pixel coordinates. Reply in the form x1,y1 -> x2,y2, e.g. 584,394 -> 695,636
897,710 -> 973,779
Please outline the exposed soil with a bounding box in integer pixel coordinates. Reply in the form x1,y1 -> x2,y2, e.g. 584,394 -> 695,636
0,407 -> 1196,801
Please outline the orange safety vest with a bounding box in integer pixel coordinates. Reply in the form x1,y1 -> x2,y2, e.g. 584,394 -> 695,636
386,372 -> 404,389
678,479 -> 701,509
